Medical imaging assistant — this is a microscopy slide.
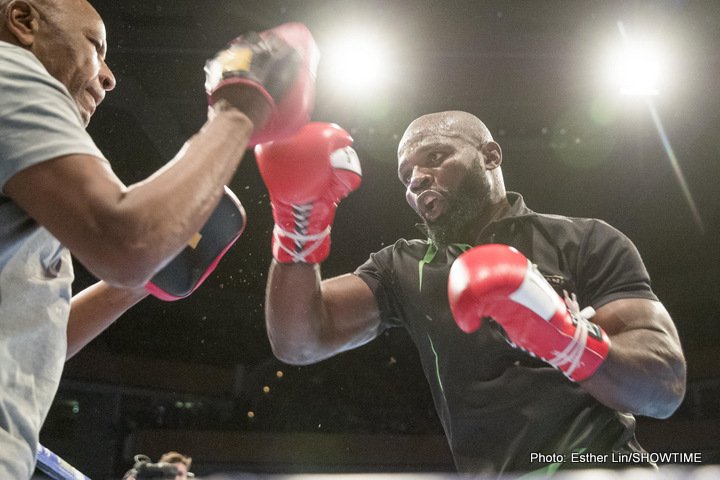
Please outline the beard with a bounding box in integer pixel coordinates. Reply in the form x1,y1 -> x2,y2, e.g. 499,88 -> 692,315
424,160 -> 489,248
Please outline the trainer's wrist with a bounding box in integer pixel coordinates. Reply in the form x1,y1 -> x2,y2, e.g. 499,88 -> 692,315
210,86 -> 273,131
207,100 -> 256,128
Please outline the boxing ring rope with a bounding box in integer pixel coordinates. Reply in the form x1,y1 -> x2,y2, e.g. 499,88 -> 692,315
33,442 -> 720,480
35,444 -> 90,480
202,467 -> 720,480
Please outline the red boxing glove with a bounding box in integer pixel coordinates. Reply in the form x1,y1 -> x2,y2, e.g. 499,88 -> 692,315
447,244 -> 610,381
255,122 -> 362,263
205,22 -> 320,145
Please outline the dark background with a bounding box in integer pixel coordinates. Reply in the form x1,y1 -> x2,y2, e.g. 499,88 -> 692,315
40,1 -> 720,478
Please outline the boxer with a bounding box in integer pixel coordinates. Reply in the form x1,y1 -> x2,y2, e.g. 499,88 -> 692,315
258,110 -> 685,473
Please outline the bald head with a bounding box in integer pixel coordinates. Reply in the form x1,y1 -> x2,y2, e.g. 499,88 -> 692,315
0,0 -> 101,42
1,0 -> 113,126
398,111 -> 494,159
396,111 -> 507,241
38,0 -> 100,25
0,0 -> 61,19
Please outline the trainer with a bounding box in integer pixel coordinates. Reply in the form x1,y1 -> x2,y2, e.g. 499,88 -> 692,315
258,112 -> 686,474
0,0 -> 317,477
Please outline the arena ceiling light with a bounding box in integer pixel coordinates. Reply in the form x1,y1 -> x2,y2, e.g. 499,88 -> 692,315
322,28 -> 391,95
606,22 -> 704,233
606,22 -> 664,96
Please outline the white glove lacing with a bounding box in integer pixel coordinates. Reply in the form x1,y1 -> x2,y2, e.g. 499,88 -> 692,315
272,202 -> 331,263
546,291 -> 596,379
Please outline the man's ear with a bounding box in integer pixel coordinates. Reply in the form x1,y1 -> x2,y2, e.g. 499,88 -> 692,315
480,141 -> 502,170
4,1 -> 39,47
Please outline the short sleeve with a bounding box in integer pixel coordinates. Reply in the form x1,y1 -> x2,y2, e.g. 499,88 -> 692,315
353,246 -> 404,329
0,45 -> 105,192
577,220 -> 658,309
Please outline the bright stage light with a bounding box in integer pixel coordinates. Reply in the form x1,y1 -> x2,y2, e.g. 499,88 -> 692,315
606,23 -> 665,96
610,43 -> 662,95
323,29 -> 390,94
605,23 -> 704,233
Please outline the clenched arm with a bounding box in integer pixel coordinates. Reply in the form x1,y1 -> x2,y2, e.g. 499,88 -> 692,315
581,298 -> 686,418
265,262 -> 382,365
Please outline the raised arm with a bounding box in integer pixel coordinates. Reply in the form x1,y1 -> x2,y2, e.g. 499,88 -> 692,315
256,123 -> 377,365
266,264 -> 381,364
5,23 -> 317,289
6,108 -> 255,288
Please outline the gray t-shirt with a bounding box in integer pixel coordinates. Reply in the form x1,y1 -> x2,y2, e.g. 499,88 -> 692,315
0,41 -> 105,479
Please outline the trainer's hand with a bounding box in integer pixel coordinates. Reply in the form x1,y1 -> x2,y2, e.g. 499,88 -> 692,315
145,186 -> 247,301
448,244 -> 610,381
205,22 -> 320,145
255,122 -> 362,263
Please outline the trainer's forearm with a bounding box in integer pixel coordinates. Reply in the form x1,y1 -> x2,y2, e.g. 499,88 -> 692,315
265,261 -> 338,364
67,281 -> 149,360
122,110 -> 252,271
90,109 -> 253,286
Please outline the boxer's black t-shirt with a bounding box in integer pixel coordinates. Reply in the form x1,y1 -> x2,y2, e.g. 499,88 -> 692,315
354,192 -> 658,474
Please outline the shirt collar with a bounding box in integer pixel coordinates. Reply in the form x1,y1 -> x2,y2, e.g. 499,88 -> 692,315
414,191 -> 535,240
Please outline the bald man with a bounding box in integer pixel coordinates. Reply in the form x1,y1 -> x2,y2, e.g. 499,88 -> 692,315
0,0 -> 310,476
262,111 -> 686,474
